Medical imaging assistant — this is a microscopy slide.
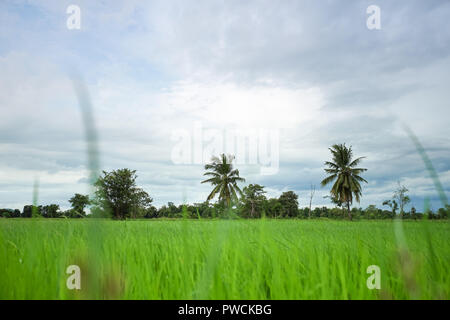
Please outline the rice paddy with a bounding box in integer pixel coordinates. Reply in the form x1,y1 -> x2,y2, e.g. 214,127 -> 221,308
0,219 -> 448,300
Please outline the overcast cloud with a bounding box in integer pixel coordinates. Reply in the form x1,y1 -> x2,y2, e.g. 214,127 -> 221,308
0,0 -> 449,211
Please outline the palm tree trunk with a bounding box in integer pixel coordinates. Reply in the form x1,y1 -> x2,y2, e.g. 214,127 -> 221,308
347,202 -> 352,221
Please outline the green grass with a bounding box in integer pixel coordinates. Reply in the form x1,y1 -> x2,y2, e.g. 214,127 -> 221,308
0,219 -> 448,300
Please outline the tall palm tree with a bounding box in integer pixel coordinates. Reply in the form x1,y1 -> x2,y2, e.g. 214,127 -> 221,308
201,154 -> 245,207
321,144 -> 368,220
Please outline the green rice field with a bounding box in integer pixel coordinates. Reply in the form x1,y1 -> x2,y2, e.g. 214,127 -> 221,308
0,219 -> 449,300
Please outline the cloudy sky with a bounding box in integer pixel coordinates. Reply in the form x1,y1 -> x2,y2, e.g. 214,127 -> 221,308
0,0 -> 449,211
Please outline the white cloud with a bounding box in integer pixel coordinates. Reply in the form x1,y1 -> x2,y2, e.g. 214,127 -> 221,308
0,0 -> 449,210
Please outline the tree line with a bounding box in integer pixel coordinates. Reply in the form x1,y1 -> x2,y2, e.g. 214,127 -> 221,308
1,144 -> 448,220
1,185 -> 448,220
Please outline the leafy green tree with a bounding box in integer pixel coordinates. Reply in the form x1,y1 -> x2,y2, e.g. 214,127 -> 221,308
68,194 -> 90,217
427,209 -> 435,220
321,144 -> 367,220
157,205 -> 170,218
167,202 -> 179,218
365,205 -> 378,219
241,184 -> 267,218
278,191 -> 299,217
437,205 -> 449,219
22,205 -> 33,218
20,205 -> 41,218
142,205 -> 158,218
41,204 -> 61,218
129,189 -> 155,218
319,206 -> 329,218
0,209 -> 20,218
94,169 -> 153,220
201,154 -> 245,208
194,201 -> 213,218
312,207 -> 322,218
264,198 -> 281,218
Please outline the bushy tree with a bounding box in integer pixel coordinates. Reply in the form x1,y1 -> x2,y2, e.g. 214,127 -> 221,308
437,205 -> 449,219
94,169 -> 153,220
264,198 -> 281,218
68,194 -> 90,217
143,205 -> 158,218
278,191 -> 299,218
0,209 -> 20,218
22,205 -> 33,218
365,205 -> 378,219
41,204 -> 61,218
241,184 -> 267,218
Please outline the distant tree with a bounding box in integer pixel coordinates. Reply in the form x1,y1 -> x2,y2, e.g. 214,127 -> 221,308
157,205 -> 170,218
22,205 -> 33,218
437,205 -> 449,219
351,207 -> 363,220
32,205 -> 41,217
201,154 -> 245,208
68,194 -> 90,217
312,207 -> 321,218
0,209 -> 20,218
94,169 -> 153,220
382,199 -> 398,216
241,184 -> 267,218
265,198 -> 282,218
0,209 -> 10,218
410,206 -> 417,220
41,204 -> 61,218
22,205 -> 42,218
194,201 -> 213,218
365,205 -> 378,219
129,189 -> 154,218
167,202 -> 178,217
383,182 -> 410,217
87,206 -> 110,218
155,202 -> 182,218
393,182 -> 410,215
278,191 -> 299,217
321,144 -> 367,220
320,206 -> 329,218
143,205 -> 158,218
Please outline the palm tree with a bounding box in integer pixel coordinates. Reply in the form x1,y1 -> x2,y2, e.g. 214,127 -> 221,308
201,154 -> 245,207
321,144 -> 367,220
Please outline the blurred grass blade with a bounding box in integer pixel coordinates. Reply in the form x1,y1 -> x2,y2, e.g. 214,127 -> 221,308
403,125 -> 448,207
